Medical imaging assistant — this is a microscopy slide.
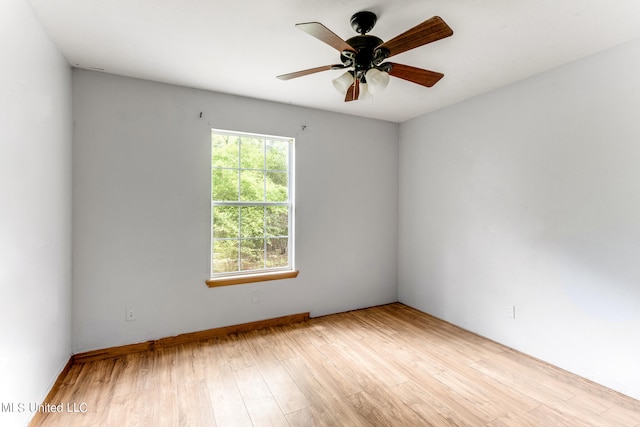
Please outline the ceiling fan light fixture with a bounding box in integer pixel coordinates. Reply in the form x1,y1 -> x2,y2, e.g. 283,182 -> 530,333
332,71 -> 354,95
365,68 -> 390,95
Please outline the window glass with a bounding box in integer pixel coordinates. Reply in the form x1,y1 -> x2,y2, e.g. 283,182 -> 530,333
211,130 -> 294,276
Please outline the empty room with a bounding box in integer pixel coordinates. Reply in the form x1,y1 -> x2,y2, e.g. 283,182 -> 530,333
2,0 -> 640,426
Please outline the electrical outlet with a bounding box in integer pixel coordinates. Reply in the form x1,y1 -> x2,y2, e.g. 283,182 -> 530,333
506,305 -> 516,320
126,307 -> 136,321
251,291 -> 260,303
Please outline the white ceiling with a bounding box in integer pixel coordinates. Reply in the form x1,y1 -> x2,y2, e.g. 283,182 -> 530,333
27,0 -> 640,123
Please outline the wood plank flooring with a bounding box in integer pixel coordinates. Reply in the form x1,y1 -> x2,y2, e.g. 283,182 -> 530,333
31,303 -> 640,426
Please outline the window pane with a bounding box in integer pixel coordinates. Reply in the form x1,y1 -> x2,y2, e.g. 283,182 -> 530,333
240,206 -> 264,238
213,239 -> 238,273
212,168 -> 238,201
211,130 -> 293,277
266,172 -> 288,202
240,238 -> 265,271
267,238 -> 288,268
266,206 -> 288,237
266,140 -> 288,171
213,206 -> 239,238
240,170 -> 265,201
239,137 -> 264,169
212,134 -> 239,168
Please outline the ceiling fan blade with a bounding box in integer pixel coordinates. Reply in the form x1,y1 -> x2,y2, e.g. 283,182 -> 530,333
296,22 -> 356,53
377,16 -> 453,58
387,63 -> 444,87
345,79 -> 360,102
277,64 -> 345,80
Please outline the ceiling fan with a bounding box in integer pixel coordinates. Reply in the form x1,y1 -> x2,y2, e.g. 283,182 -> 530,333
277,11 -> 453,102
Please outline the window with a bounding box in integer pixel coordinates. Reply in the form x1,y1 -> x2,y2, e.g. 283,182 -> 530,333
207,129 -> 297,287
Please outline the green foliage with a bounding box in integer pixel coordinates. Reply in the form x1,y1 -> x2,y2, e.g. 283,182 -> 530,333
211,132 -> 291,273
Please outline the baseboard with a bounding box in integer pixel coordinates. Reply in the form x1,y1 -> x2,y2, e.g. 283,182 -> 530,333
28,357 -> 73,427
72,311 -> 310,364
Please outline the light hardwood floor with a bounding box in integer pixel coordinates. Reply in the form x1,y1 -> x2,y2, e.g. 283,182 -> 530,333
32,303 -> 640,426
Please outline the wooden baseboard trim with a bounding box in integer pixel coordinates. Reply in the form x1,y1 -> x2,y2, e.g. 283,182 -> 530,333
28,357 -> 73,427
72,311 -> 310,364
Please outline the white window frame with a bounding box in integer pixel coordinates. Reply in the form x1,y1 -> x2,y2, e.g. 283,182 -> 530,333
207,129 -> 297,286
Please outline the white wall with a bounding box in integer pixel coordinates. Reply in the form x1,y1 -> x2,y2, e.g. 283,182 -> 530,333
399,39 -> 640,399
0,0 -> 72,426
72,70 -> 398,353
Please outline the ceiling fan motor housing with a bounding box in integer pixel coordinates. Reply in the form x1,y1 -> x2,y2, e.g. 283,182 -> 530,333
341,12 -> 391,80
343,35 -> 383,69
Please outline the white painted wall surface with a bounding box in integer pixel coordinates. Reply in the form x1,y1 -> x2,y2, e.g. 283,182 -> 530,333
0,1 -> 72,426
399,39 -> 640,399
72,70 -> 398,353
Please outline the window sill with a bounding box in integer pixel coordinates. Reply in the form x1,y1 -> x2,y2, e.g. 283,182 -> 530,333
206,270 -> 299,288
